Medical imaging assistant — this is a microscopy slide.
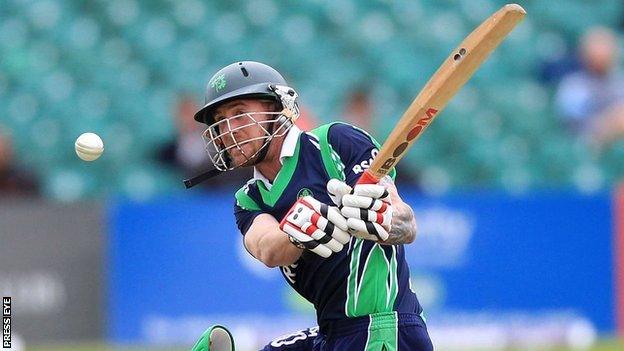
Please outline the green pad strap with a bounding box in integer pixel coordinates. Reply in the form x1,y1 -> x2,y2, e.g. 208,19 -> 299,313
191,325 -> 235,351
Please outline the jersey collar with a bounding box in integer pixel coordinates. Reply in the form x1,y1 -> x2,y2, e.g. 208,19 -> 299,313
253,124 -> 302,190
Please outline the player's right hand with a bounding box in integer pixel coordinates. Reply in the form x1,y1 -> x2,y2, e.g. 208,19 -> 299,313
326,178 -> 392,242
279,196 -> 350,258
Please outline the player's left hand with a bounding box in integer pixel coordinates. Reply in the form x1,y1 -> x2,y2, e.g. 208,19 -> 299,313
279,196 -> 351,258
326,178 -> 392,242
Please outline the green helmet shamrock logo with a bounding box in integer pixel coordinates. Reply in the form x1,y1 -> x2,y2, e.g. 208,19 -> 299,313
210,74 -> 227,92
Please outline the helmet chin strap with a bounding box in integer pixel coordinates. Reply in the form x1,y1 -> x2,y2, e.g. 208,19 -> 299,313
182,136 -> 272,189
183,168 -> 223,189
250,120 -> 277,165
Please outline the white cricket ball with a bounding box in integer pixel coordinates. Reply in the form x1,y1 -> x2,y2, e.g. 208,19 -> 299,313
75,132 -> 104,161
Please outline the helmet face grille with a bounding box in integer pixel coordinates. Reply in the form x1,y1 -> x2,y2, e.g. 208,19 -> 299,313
202,111 -> 293,171
195,62 -> 301,171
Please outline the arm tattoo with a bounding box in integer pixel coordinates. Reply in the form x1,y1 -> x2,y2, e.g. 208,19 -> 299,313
378,176 -> 417,245
383,203 -> 417,245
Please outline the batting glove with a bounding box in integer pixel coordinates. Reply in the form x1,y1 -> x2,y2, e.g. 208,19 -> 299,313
326,178 -> 392,242
279,196 -> 350,258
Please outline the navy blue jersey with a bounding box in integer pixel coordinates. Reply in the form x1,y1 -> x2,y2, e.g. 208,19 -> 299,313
233,122 -> 424,331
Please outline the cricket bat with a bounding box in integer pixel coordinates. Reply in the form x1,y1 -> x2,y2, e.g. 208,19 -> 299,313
358,3 -> 526,185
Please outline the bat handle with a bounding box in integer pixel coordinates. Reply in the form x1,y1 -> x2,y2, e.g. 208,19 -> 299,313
356,170 -> 380,185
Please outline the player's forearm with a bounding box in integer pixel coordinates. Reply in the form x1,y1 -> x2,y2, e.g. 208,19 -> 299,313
245,214 -> 303,268
255,228 -> 303,267
379,177 -> 417,245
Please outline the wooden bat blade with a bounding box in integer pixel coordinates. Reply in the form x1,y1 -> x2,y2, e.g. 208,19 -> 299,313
362,4 -> 526,183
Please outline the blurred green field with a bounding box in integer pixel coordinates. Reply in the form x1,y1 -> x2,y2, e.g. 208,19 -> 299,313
27,339 -> 624,351
553,339 -> 624,351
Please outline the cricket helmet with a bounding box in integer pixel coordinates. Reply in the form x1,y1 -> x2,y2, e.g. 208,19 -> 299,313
194,61 -> 300,172
194,61 -> 299,125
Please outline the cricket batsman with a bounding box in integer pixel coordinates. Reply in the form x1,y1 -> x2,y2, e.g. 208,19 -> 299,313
189,61 -> 433,350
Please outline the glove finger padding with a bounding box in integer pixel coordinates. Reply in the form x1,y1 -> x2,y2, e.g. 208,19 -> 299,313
346,218 -> 390,241
341,206 -> 393,228
327,178 -> 353,207
341,195 -> 389,212
300,196 -> 349,231
281,222 -> 333,258
327,180 -> 394,242
351,184 -> 390,202
299,196 -> 350,245
287,200 -> 345,251
279,196 -> 351,258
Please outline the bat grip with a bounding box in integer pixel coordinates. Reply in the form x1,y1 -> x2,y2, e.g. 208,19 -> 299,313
356,170 -> 380,185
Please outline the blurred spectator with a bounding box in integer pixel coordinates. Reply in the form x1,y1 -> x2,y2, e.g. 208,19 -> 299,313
157,95 -> 250,188
158,95 -> 208,173
341,87 -> 421,187
0,127 -> 40,197
555,27 -> 624,148
294,105 -> 318,131
281,73 -> 317,131
341,87 -> 374,131
538,48 -> 580,85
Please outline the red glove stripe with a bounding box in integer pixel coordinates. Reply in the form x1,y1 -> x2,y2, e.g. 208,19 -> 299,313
376,212 -> 384,224
311,212 -> 321,225
305,224 -> 318,236
378,202 -> 388,213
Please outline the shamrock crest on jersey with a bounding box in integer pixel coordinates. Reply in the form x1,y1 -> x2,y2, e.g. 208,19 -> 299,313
297,188 -> 313,198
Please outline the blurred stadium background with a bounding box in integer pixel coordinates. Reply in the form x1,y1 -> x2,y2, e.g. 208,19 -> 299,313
1,0 -> 624,350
